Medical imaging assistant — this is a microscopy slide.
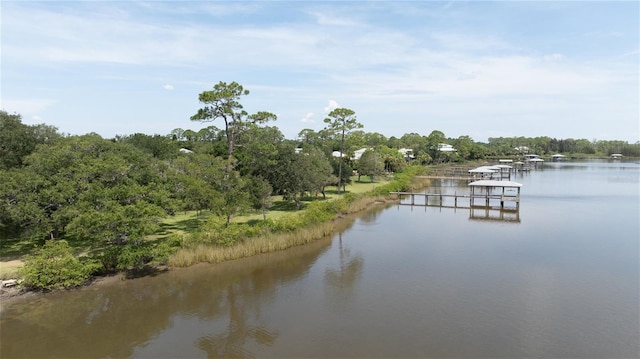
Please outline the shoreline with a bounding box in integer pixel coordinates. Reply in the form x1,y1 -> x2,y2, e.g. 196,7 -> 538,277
0,197 -> 399,303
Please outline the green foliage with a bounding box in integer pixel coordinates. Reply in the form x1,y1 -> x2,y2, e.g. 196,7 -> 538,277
0,110 -> 60,169
115,246 -> 153,270
97,241 -> 178,272
371,165 -> 424,196
4,101 -> 640,284
192,216 -> 264,247
299,200 -> 339,224
357,150 -> 384,181
20,240 -> 99,290
324,108 -> 363,193
116,133 -> 179,160
191,81 -> 276,161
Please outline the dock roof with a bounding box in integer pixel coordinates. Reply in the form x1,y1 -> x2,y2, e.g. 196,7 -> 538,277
469,180 -> 523,188
468,166 -> 497,173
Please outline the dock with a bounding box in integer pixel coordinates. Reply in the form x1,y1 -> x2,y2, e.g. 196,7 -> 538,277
419,163 -> 532,182
390,180 -> 522,210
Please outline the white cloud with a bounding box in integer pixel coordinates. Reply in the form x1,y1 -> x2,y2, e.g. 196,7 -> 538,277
1,2 -> 637,143
308,11 -> 361,27
430,32 -> 511,52
1,98 -> 57,115
300,112 -> 314,123
324,100 -> 339,113
543,53 -> 565,61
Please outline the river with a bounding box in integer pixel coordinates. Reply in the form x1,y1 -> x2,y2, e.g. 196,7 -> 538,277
1,160 -> 638,358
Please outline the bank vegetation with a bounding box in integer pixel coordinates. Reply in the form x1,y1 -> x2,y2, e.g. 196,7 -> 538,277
2,81 -> 638,291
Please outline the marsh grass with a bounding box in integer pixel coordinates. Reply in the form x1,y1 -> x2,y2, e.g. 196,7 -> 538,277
167,166 -> 427,267
168,195 -> 397,267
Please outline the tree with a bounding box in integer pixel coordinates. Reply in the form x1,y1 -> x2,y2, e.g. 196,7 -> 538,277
235,125 -> 283,179
267,143 -> 333,207
190,81 -> 276,163
299,147 -> 335,199
117,133 -> 179,160
0,111 -> 60,169
248,176 -> 273,220
357,150 -> 384,182
1,134 -> 175,244
377,145 -> 406,172
364,132 -> 388,147
20,240 -> 98,290
297,128 -> 322,148
323,108 -> 363,193
425,130 -> 447,161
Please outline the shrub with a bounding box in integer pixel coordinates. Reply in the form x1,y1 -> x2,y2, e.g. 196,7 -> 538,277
116,245 -> 153,270
20,240 -> 98,290
97,241 -> 177,272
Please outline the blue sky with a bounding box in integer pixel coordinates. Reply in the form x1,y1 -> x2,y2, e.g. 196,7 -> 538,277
2,1 -> 638,143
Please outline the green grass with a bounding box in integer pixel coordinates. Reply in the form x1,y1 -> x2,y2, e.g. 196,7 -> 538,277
0,237 -> 39,261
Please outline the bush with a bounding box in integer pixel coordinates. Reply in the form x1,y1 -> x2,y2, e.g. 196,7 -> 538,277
20,240 -> 99,290
97,242 -> 177,272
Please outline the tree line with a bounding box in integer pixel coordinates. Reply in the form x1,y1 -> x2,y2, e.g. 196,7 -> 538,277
1,81 -> 638,287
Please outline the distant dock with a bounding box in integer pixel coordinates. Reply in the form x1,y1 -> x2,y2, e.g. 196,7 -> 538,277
390,180 -> 522,210
419,163 -> 532,182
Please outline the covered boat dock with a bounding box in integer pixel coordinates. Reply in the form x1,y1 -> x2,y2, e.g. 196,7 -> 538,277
469,180 -> 522,210
390,180 -> 522,210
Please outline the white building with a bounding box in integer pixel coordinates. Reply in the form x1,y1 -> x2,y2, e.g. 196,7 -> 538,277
437,143 -> 456,152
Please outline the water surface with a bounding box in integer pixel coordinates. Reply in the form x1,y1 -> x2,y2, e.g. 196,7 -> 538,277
1,161 -> 638,358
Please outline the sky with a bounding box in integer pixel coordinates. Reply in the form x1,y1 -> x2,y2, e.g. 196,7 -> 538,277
2,1 -> 638,143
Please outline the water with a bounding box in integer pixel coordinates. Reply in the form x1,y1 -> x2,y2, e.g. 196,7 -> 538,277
1,161 -> 638,358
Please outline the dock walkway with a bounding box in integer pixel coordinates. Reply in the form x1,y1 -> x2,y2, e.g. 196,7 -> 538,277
390,180 -> 522,210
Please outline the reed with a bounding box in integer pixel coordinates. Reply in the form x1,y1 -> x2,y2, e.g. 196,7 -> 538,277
168,195 -> 398,267
169,220 -> 338,267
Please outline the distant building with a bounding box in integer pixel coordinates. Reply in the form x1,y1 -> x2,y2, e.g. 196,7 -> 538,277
437,143 -> 456,152
398,148 -> 414,160
352,148 -> 372,160
610,153 -> 623,159
179,148 -> 194,154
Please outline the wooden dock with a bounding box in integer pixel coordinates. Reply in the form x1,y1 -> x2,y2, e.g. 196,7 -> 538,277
419,164 -> 532,182
390,180 -> 522,210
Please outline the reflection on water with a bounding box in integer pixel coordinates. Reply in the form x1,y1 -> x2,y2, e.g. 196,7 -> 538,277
324,234 -> 364,308
1,161 -> 638,358
1,236 -> 334,358
469,207 -> 521,223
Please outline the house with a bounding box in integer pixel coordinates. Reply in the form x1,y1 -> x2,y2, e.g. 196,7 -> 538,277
351,148 -> 372,161
398,148 -> 414,160
437,143 -> 456,152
